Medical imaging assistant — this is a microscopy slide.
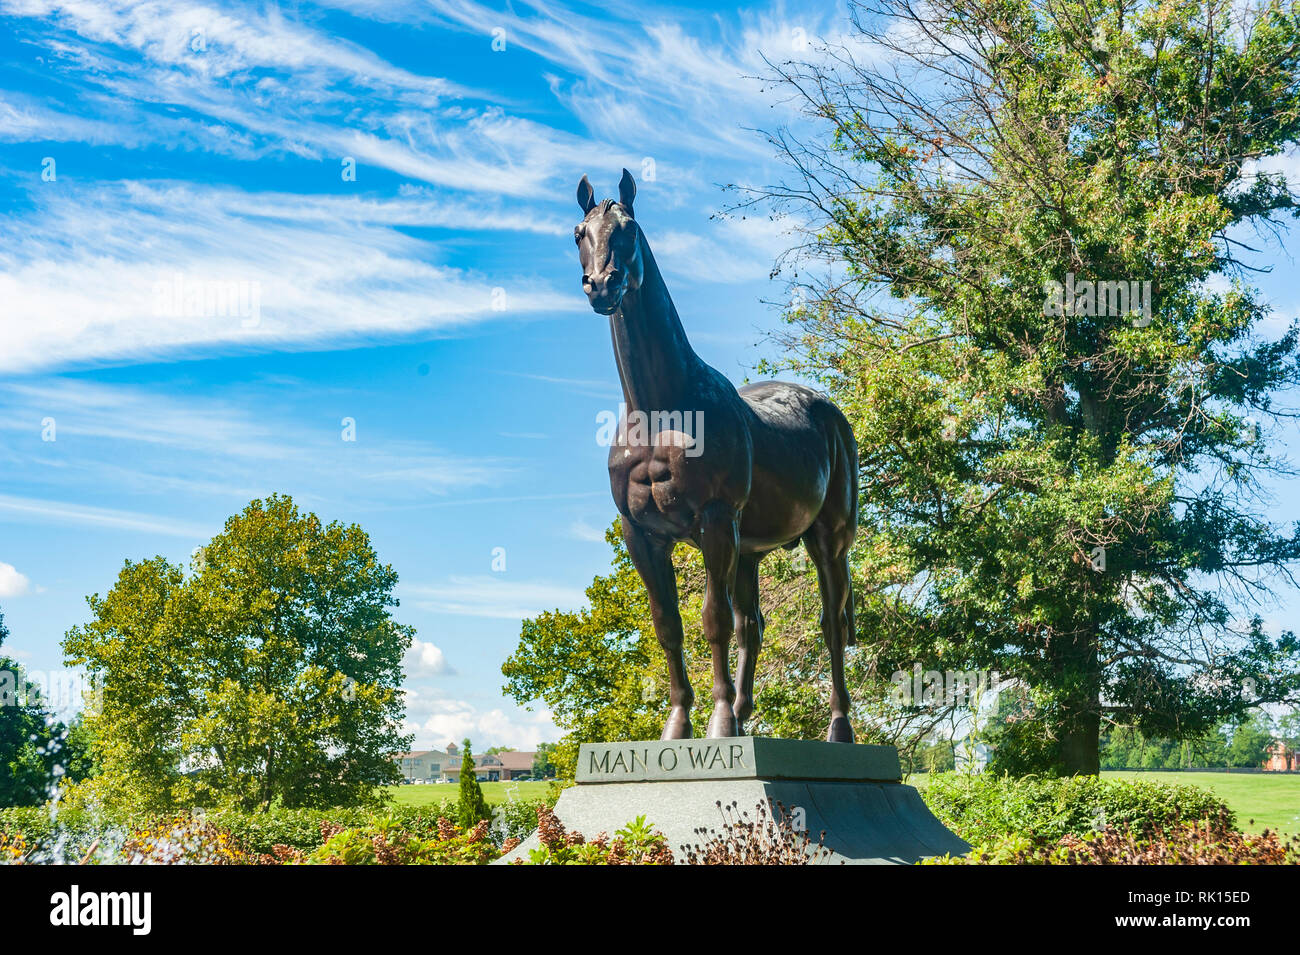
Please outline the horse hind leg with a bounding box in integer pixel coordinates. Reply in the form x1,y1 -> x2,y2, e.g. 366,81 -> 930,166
804,522 -> 855,743
732,553 -> 764,734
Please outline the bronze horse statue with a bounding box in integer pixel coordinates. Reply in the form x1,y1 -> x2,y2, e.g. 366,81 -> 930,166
574,169 -> 860,743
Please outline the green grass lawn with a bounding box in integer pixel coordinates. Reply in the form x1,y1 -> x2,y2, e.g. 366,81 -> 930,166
383,781 -> 552,808
1104,771 -> 1300,836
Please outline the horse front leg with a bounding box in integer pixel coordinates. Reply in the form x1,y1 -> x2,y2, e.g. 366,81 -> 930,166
699,502 -> 740,738
620,517 -> 694,739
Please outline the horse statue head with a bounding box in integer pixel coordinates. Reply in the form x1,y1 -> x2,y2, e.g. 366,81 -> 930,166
574,168 -> 642,315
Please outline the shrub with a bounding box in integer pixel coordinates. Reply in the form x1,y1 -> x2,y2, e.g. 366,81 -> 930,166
925,812 -> 1300,865
119,817 -> 259,865
205,806 -> 430,854
516,800 -> 834,865
0,805 -> 139,862
0,832 -> 32,863
490,799 -> 545,844
289,815 -> 498,865
0,810 -> 505,865
0,799 -> 551,860
1,813 -> 262,865
681,801 -> 834,865
516,805 -> 674,865
921,772 -> 1232,845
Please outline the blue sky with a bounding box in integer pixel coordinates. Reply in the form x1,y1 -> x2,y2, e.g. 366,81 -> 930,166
0,0 -> 864,751
1,1 -> 1298,751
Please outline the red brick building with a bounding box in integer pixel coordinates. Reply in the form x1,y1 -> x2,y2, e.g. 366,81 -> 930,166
1264,739 -> 1298,772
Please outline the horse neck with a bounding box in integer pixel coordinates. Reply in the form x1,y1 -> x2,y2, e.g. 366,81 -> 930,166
609,231 -> 700,412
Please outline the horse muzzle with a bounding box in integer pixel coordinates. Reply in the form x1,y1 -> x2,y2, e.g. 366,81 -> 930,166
585,281 -> 626,315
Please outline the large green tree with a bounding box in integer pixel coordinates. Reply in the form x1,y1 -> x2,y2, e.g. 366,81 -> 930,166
63,494 -> 412,811
746,0 -> 1300,773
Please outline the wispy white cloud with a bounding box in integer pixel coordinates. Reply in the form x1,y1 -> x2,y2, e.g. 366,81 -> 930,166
5,0 -> 444,83
408,0 -> 844,171
215,183 -> 572,235
0,493 -> 210,538
0,180 -> 573,374
0,378 -> 512,507
418,491 -> 605,508
404,574 -> 585,618
0,0 -> 828,379
0,379 -> 286,457
1,0 -> 634,195
497,371 -> 620,400
651,214 -> 797,286
567,518 -> 607,543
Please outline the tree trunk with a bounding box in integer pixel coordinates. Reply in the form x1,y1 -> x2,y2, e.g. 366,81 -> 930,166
1054,623 -> 1102,776
1059,707 -> 1101,775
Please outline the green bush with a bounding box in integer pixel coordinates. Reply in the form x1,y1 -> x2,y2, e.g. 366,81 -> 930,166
208,807 -> 413,854
0,799 -> 551,859
518,806 -> 673,865
921,772 -> 1233,845
0,806 -> 125,860
924,812 -> 1299,865
297,816 -> 498,865
490,800 -> 545,843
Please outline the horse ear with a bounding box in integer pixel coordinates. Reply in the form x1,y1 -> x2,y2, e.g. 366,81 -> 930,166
576,175 -> 596,214
618,168 -> 636,215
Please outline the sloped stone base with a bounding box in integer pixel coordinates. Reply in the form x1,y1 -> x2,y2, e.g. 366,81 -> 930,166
495,739 -> 968,865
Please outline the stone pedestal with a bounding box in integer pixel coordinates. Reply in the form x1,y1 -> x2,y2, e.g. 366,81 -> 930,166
495,738 -> 968,865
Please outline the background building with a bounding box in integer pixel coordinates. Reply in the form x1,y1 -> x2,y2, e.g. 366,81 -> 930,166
394,747 -> 458,783
1264,739 -> 1298,772
394,744 -> 539,782
440,750 -> 537,782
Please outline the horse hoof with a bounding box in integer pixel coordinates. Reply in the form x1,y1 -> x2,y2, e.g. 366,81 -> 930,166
731,709 -> 749,736
660,711 -> 693,740
705,703 -> 739,738
732,699 -> 753,728
826,716 -> 854,743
